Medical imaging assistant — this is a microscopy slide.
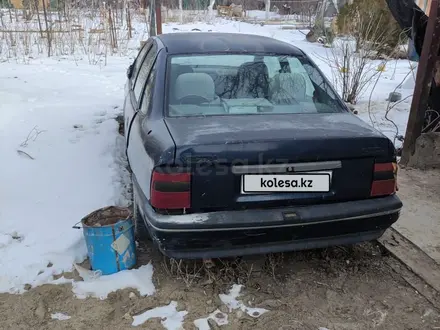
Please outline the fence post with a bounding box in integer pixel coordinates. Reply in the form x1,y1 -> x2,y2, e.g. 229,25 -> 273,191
149,0 -> 156,36
156,0 -> 162,35
401,0 -> 440,165
265,0 -> 270,21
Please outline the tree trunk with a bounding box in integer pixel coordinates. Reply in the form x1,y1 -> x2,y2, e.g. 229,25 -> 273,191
42,0 -> 51,57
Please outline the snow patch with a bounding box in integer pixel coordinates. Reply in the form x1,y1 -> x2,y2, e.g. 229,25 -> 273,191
73,263 -> 102,281
219,284 -> 268,318
355,99 -> 410,149
158,213 -> 209,224
0,233 -> 13,248
51,312 -> 71,321
72,264 -> 155,300
400,66 -> 417,91
132,301 -> 188,328
0,58 -> 131,294
50,276 -> 74,285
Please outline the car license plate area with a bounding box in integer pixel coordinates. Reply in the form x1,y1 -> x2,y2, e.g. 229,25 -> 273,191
241,172 -> 331,194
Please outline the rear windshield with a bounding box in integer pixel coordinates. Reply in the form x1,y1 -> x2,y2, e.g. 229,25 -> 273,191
167,54 -> 346,117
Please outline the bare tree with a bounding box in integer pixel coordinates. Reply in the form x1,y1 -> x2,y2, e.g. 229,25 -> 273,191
41,0 -> 52,56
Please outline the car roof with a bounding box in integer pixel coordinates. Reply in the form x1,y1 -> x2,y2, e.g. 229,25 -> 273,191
156,32 -> 304,56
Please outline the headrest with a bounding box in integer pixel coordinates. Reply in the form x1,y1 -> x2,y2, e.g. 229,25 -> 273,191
233,61 -> 269,99
174,73 -> 216,101
238,61 -> 269,75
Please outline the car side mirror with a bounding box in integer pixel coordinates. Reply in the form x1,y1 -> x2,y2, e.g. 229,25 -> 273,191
127,64 -> 134,79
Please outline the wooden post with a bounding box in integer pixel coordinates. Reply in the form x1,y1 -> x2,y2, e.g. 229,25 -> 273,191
41,0 -> 51,57
34,0 -> 43,38
127,2 -> 132,39
149,0 -> 156,36
155,0 -> 162,35
401,0 -> 440,165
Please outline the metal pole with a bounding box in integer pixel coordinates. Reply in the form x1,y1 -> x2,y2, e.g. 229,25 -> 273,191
401,0 -> 440,165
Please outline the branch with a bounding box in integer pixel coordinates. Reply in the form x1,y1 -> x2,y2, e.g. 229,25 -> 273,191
20,126 -> 46,147
366,64 -> 415,146
367,63 -> 386,128
384,69 -> 415,145
16,149 -> 35,160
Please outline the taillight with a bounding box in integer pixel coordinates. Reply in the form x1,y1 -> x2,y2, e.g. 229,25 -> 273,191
150,168 -> 191,209
370,162 -> 398,197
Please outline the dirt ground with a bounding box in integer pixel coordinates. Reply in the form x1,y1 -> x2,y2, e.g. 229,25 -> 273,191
2,121 -> 438,329
1,241 -> 440,330
394,167 -> 440,263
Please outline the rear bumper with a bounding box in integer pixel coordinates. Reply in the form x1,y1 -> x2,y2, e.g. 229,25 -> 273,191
136,189 -> 402,258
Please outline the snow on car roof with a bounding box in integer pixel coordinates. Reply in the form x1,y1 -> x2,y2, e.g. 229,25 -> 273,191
157,32 -> 304,56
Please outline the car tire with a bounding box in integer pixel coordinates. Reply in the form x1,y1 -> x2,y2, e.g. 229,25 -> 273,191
133,197 -> 150,240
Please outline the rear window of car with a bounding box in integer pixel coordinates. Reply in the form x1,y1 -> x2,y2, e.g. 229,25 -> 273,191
167,54 -> 347,117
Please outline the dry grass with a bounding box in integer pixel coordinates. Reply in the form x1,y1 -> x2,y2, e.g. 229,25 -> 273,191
0,5 -> 145,63
161,253 -> 286,288
0,4 -> 223,63
156,241 -> 387,291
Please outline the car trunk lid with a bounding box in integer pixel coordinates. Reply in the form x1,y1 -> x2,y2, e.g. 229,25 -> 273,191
163,113 -> 393,212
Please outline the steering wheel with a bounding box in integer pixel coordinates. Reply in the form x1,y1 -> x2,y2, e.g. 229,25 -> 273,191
178,95 -> 210,105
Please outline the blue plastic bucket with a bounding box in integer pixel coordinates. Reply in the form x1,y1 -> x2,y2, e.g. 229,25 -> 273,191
78,206 -> 136,275
408,39 -> 419,62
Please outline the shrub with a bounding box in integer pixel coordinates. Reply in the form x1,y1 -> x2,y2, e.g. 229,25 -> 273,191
336,0 -> 405,55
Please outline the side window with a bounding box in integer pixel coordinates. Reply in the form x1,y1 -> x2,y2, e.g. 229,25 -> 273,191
303,62 -> 338,100
131,40 -> 152,83
302,62 -> 345,111
133,43 -> 157,101
140,62 -> 157,115
263,56 -> 315,97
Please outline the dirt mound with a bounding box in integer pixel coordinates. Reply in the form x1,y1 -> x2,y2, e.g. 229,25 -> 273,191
407,132 -> 440,170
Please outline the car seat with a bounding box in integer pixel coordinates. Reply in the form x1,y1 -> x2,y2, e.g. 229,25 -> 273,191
270,72 -> 307,104
174,73 -> 217,104
169,64 -> 194,104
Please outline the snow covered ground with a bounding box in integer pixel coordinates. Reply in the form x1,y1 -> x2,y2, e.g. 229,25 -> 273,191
0,15 -> 415,312
0,56 -> 133,294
